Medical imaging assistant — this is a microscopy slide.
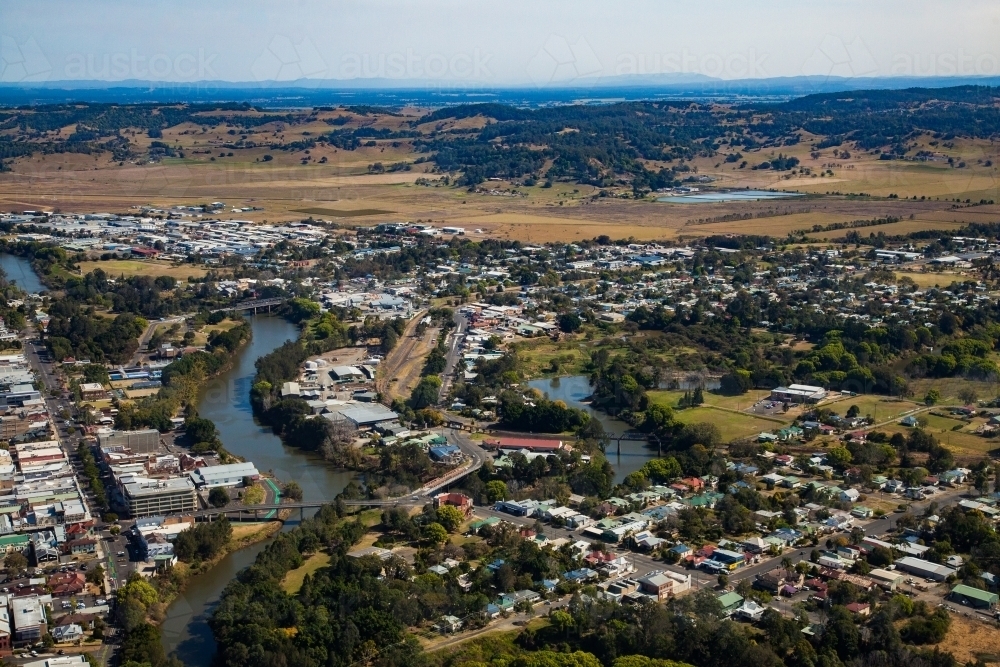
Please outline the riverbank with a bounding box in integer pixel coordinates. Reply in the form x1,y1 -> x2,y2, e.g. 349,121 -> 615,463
161,314 -> 358,665
155,520 -> 283,609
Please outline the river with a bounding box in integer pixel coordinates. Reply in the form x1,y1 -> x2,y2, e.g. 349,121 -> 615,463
0,253 -> 46,294
527,375 -> 662,481
160,315 -> 355,665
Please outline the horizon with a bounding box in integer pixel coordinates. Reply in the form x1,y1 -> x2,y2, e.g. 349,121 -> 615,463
2,0 -> 1000,88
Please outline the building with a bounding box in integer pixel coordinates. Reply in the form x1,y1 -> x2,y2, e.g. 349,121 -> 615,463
51,624 -> 84,642
188,462 -> 260,489
329,404 -> 399,428
484,436 -> 564,453
0,534 -> 29,555
79,383 -> 105,401
894,556 -> 957,582
11,595 -> 45,645
948,584 -> 998,610
868,568 -> 904,591
22,657 -> 88,667
123,477 -> 198,517
718,591 -> 744,616
769,384 -> 827,404
636,571 -> 691,601
98,429 -> 160,454
330,366 -> 365,381
433,492 -> 473,516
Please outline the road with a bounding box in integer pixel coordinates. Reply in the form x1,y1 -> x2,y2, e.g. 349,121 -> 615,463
438,310 -> 468,402
472,483 -> 971,590
131,316 -> 186,365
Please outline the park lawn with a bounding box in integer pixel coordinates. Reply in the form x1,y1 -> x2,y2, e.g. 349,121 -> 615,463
672,406 -> 787,442
513,337 -> 596,378
823,394 -> 920,422
893,271 -> 962,290
281,551 -> 332,594
879,423 -> 997,457
646,389 -> 791,424
78,258 -> 210,280
192,318 -> 244,346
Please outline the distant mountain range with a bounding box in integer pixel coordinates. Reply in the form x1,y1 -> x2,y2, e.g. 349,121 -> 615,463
2,74 -> 999,107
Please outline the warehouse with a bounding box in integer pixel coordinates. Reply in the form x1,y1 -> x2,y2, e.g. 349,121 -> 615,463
188,462 -> 260,489
948,584 -> 998,610
328,403 -> 399,428
868,568 -> 904,591
894,556 -> 956,582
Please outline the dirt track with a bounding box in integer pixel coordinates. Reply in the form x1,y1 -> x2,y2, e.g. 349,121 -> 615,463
377,310 -> 432,402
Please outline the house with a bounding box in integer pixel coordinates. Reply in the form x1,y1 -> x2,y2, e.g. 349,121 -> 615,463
839,488 -> 861,503
756,567 -> 803,593
734,599 -> 766,621
669,544 -> 693,559
900,415 -> 919,427
434,615 -> 463,634
845,602 -> 871,616
718,591 -> 744,616
51,623 -> 84,642
47,572 -> 85,596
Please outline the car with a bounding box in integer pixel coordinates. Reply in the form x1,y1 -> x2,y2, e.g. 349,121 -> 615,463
29,651 -> 37,657
61,601 -> 71,609
76,602 -> 86,609
117,551 -> 125,557
96,598 -> 106,605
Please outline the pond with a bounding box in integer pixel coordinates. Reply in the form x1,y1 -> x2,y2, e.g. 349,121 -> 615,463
657,189 -> 806,203
527,375 -> 663,481
0,253 -> 46,294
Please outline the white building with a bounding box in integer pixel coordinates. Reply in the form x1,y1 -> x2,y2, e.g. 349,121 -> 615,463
188,462 -> 260,489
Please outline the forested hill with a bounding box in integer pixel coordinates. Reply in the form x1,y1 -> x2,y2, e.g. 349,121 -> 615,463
2,86 -> 998,186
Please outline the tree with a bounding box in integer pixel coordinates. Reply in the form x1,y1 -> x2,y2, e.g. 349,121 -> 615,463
558,313 -> 582,333
408,376 -> 441,409
720,369 -> 753,395
242,484 -> 265,505
924,389 -> 941,406
846,404 -> 860,418
958,387 -> 979,405
209,487 -> 229,508
550,609 -> 575,638
283,480 -> 304,501
486,480 -> 508,502
423,522 -> 448,545
640,457 -> 682,483
3,551 -> 27,572
436,505 -> 465,532
827,446 -> 853,466
86,564 -> 105,587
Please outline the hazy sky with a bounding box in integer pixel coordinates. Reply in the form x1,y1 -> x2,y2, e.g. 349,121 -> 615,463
2,0 -> 999,85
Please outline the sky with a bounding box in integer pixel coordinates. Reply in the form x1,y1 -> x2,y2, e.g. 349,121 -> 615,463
2,0 -> 999,86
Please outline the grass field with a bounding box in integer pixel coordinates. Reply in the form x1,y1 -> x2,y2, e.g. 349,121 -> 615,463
937,614 -> 1000,665
512,338 -> 594,378
281,551 -> 332,594
643,392 -> 789,442
77,259 -> 210,280
1,105 -> 997,242
292,207 -> 395,217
